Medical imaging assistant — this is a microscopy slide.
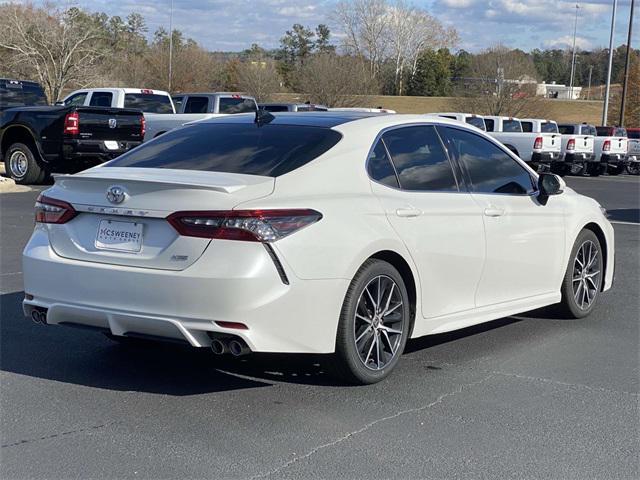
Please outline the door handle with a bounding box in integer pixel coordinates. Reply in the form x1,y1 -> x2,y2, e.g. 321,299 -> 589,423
396,207 -> 421,218
483,206 -> 505,217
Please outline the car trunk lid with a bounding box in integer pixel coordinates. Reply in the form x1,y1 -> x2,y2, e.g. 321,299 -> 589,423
44,168 -> 275,270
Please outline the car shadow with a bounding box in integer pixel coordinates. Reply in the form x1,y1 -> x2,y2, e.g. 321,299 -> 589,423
607,208 -> 639,224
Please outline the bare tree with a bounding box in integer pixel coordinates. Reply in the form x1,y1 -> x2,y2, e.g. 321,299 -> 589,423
333,0 -> 389,78
296,53 -> 378,107
236,57 -> 282,103
0,3 -> 105,101
454,45 -> 540,117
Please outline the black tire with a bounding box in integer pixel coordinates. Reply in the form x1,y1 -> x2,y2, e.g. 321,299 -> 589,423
607,165 -> 621,176
587,163 -> 601,177
554,230 -> 603,319
550,163 -> 568,176
569,163 -> 585,176
4,142 -> 46,184
331,259 -> 411,385
627,163 -> 640,175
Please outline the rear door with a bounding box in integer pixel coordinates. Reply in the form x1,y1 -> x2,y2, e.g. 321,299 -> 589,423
368,125 -> 485,319
442,126 -> 566,305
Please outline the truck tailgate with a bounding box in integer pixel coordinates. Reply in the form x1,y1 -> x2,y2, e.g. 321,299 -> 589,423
541,133 -> 561,152
76,107 -> 143,142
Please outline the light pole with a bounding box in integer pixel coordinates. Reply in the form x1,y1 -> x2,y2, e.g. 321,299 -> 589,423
602,0 -> 617,125
587,65 -> 593,100
569,3 -> 580,100
168,0 -> 174,92
619,0 -> 635,126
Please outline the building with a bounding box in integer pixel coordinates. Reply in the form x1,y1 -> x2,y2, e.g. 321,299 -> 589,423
536,82 -> 582,100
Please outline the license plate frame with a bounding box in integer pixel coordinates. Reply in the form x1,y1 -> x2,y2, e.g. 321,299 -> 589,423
104,140 -> 120,150
95,220 -> 143,253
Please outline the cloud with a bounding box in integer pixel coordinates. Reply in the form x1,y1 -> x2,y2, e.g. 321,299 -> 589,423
544,35 -> 594,50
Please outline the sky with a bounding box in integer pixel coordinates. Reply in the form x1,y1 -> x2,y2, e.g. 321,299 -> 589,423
23,0 -> 640,53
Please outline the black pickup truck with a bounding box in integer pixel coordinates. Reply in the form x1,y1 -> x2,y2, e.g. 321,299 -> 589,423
0,105 -> 145,184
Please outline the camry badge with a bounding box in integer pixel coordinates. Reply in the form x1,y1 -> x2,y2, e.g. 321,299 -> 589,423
106,185 -> 126,204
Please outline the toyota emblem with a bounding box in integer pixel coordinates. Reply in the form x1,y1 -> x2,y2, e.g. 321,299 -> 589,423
106,185 -> 126,204
108,118 -> 117,129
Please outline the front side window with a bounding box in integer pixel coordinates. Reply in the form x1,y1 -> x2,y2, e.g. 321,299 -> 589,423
445,127 -> 535,195
367,139 -> 399,188
184,96 -> 209,113
381,126 -> 458,192
107,123 -> 342,177
172,96 -> 184,110
89,92 -> 113,107
64,92 -> 87,106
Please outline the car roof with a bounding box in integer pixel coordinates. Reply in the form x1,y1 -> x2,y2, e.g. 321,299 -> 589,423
199,111 -> 391,127
0,79 -> 42,86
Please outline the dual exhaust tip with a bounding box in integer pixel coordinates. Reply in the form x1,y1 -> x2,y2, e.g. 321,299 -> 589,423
31,308 -> 48,325
211,337 -> 251,357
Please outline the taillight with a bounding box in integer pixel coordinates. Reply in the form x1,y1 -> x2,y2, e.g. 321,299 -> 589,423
533,136 -> 543,150
35,195 -> 77,224
603,140 -> 611,152
167,209 -> 322,242
140,115 -> 146,138
64,112 -> 79,136
567,139 -> 575,151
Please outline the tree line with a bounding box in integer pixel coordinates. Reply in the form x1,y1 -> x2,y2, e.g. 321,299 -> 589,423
0,0 -> 637,122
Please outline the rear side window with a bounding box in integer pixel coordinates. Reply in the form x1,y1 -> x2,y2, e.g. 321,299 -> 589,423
124,94 -> 173,113
521,121 -> 533,133
559,125 -> 575,135
184,96 -> 209,113
381,126 -> 457,192
541,122 -> 558,133
89,92 -> 113,107
445,127 -> 535,195
107,123 -> 342,177
465,117 -> 486,130
503,120 -> 522,132
0,82 -> 48,108
367,140 -> 399,188
218,97 -> 257,114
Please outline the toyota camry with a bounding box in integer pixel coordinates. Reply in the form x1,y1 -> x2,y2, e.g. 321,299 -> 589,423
22,112 -> 614,384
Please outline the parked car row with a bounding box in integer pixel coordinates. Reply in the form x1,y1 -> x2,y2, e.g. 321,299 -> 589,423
1,77 -> 637,184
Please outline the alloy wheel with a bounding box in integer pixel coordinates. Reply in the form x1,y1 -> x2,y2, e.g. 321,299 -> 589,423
353,275 -> 404,371
572,240 -> 601,310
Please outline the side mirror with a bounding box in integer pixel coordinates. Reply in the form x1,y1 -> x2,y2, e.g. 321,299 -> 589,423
54,101 -> 64,106
537,173 -> 564,205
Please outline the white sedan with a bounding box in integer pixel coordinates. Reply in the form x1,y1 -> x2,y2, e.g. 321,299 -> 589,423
22,112 -> 614,384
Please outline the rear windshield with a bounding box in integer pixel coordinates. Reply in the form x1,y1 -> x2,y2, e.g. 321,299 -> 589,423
465,116 -> 486,130
628,130 -> 640,139
559,125 -> 575,135
124,93 -> 173,113
261,105 -> 289,112
503,120 -> 522,132
107,123 -> 342,177
614,127 -> 627,137
218,97 -> 257,114
581,125 -> 596,136
0,82 -> 48,109
541,122 -> 558,133
596,127 -> 612,137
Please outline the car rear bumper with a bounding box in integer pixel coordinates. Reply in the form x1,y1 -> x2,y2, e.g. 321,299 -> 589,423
531,151 -> 562,163
59,139 -> 142,167
600,153 -> 626,165
22,227 -> 347,353
564,152 -> 595,163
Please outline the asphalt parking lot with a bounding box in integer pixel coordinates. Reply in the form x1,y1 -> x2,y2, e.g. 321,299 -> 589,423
1,176 -> 638,479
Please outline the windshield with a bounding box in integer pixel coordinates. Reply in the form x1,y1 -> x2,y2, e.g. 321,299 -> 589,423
107,123 -> 342,177
503,120 -> 522,132
465,117 -> 486,130
541,122 -> 558,133
0,82 -> 48,109
124,93 -> 173,113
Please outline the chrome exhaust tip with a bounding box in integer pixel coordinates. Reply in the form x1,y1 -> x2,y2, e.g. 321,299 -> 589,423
228,339 -> 250,357
210,339 -> 227,355
31,310 -> 42,324
31,309 -> 47,324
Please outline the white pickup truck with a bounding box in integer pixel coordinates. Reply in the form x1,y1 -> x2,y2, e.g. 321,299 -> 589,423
144,93 -> 257,140
626,128 -> 640,175
557,123 -> 597,176
59,88 -> 175,114
431,112 -> 487,131
594,126 -> 628,176
484,116 -> 562,169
